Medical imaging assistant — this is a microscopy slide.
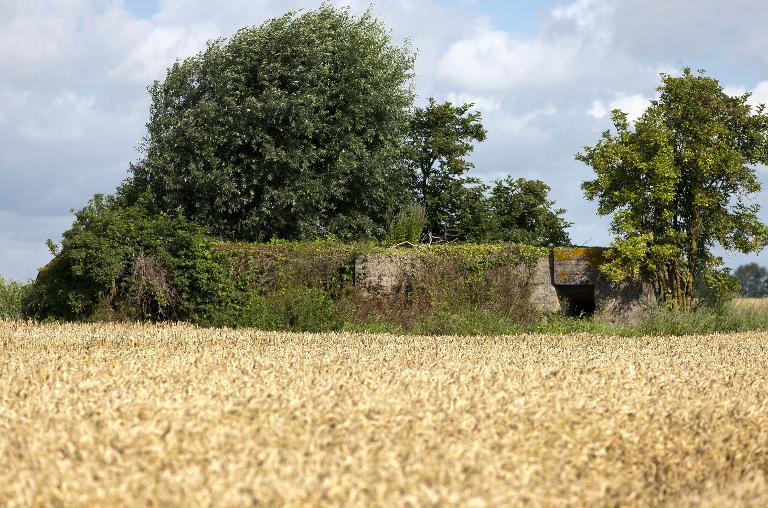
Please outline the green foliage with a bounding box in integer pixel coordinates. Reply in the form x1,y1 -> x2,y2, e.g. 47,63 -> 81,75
423,177 -> 571,246
401,99 -> 569,245
0,277 -> 30,320
220,238 -> 362,296
344,300 -> 768,336
735,263 -> 768,297
631,303 -> 768,336
403,98 -> 487,239
24,192 -> 234,322
577,68 -> 768,309
133,4 -> 415,242
385,202 -> 426,245
434,179 -> 490,242
210,240 -> 547,331
484,177 -> 571,245
236,288 -> 341,332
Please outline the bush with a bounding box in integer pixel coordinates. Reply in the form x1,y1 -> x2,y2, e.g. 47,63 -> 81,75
235,288 -> 341,332
385,202 -> 426,245
24,191 -> 234,323
0,277 -> 30,320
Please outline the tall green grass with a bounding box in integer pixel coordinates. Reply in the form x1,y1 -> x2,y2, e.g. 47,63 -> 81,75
384,202 -> 426,245
342,299 -> 768,337
0,277 -> 31,320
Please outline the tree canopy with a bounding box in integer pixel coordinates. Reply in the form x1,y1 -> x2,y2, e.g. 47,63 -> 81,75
734,263 -> 768,298
400,99 -> 570,245
402,98 -> 487,239
132,5 -> 415,241
484,177 -> 571,245
577,68 -> 768,309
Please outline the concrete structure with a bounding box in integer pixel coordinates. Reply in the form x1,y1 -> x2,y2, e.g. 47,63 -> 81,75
355,247 -> 656,323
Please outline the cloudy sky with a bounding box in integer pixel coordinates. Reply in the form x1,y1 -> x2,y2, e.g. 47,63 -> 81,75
1,0 -> 767,280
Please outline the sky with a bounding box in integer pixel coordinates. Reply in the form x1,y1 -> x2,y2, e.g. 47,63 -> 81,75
1,0 -> 767,280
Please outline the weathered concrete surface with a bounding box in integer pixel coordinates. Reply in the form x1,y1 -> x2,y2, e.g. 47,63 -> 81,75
528,256 -> 561,313
552,247 -> 606,285
595,275 -> 657,324
354,255 -> 422,295
354,247 -> 657,322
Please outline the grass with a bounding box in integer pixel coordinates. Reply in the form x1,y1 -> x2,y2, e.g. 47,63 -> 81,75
0,277 -> 30,320
2,321 -> 768,505
343,297 -> 768,337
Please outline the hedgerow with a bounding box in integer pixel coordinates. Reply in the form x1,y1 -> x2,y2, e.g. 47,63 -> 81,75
214,239 -> 548,330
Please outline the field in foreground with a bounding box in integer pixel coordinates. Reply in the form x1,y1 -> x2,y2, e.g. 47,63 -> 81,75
2,323 -> 768,506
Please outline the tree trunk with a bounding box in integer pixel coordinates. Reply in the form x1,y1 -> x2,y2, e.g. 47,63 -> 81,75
652,262 -> 693,311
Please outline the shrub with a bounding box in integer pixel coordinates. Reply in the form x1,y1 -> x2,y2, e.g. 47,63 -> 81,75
0,277 -> 30,320
385,202 -> 426,245
24,192 -> 234,322
233,288 -> 341,332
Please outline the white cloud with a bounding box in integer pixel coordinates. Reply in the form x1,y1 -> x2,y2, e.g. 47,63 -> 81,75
725,81 -> 768,110
588,94 -> 651,123
109,25 -> 217,84
438,25 -> 580,91
724,85 -> 748,97
16,92 -> 97,142
749,82 -> 768,109
551,0 -> 611,32
445,93 -> 502,112
493,108 -> 556,141
588,101 -> 608,120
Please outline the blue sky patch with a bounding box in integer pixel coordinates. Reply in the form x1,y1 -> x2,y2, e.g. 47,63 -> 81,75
442,0 -> 564,34
124,0 -> 160,20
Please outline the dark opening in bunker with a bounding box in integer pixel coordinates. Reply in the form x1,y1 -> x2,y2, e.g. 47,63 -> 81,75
556,285 -> 596,317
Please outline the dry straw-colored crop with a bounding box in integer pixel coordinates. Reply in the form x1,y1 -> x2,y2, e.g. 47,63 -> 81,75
734,297 -> 768,312
2,321 -> 768,506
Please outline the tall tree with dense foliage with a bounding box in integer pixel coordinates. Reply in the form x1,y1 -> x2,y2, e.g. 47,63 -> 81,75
577,69 -> 768,309
132,5 -> 415,241
735,263 -> 768,297
402,98 -> 487,239
438,177 -> 571,245
485,177 -> 571,245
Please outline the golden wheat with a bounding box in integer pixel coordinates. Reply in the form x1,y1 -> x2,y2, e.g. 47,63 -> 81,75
733,297 -> 768,312
2,321 -> 768,506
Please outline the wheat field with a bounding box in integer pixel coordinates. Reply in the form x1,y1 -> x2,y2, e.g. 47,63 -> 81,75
2,322 -> 768,506
734,297 -> 768,312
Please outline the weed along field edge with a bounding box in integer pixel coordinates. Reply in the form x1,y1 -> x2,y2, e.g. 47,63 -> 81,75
3,321 -> 768,506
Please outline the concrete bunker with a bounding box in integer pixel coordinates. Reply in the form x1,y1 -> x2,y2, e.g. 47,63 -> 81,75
556,285 -> 596,317
354,246 -> 658,323
551,248 -> 603,318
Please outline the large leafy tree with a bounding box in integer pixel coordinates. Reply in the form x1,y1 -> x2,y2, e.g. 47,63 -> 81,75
132,5 -> 415,241
734,263 -> 768,297
577,69 -> 768,309
485,177 -> 571,245
402,98 -> 487,238
410,175 -> 571,245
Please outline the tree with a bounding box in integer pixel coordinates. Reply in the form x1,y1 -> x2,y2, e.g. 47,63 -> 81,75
577,69 -> 768,309
408,175 -> 571,246
402,98 -> 487,239
734,263 -> 768,297
485,177 -> 571,245
441,179 -> 492,242
132,5 -> 415,242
